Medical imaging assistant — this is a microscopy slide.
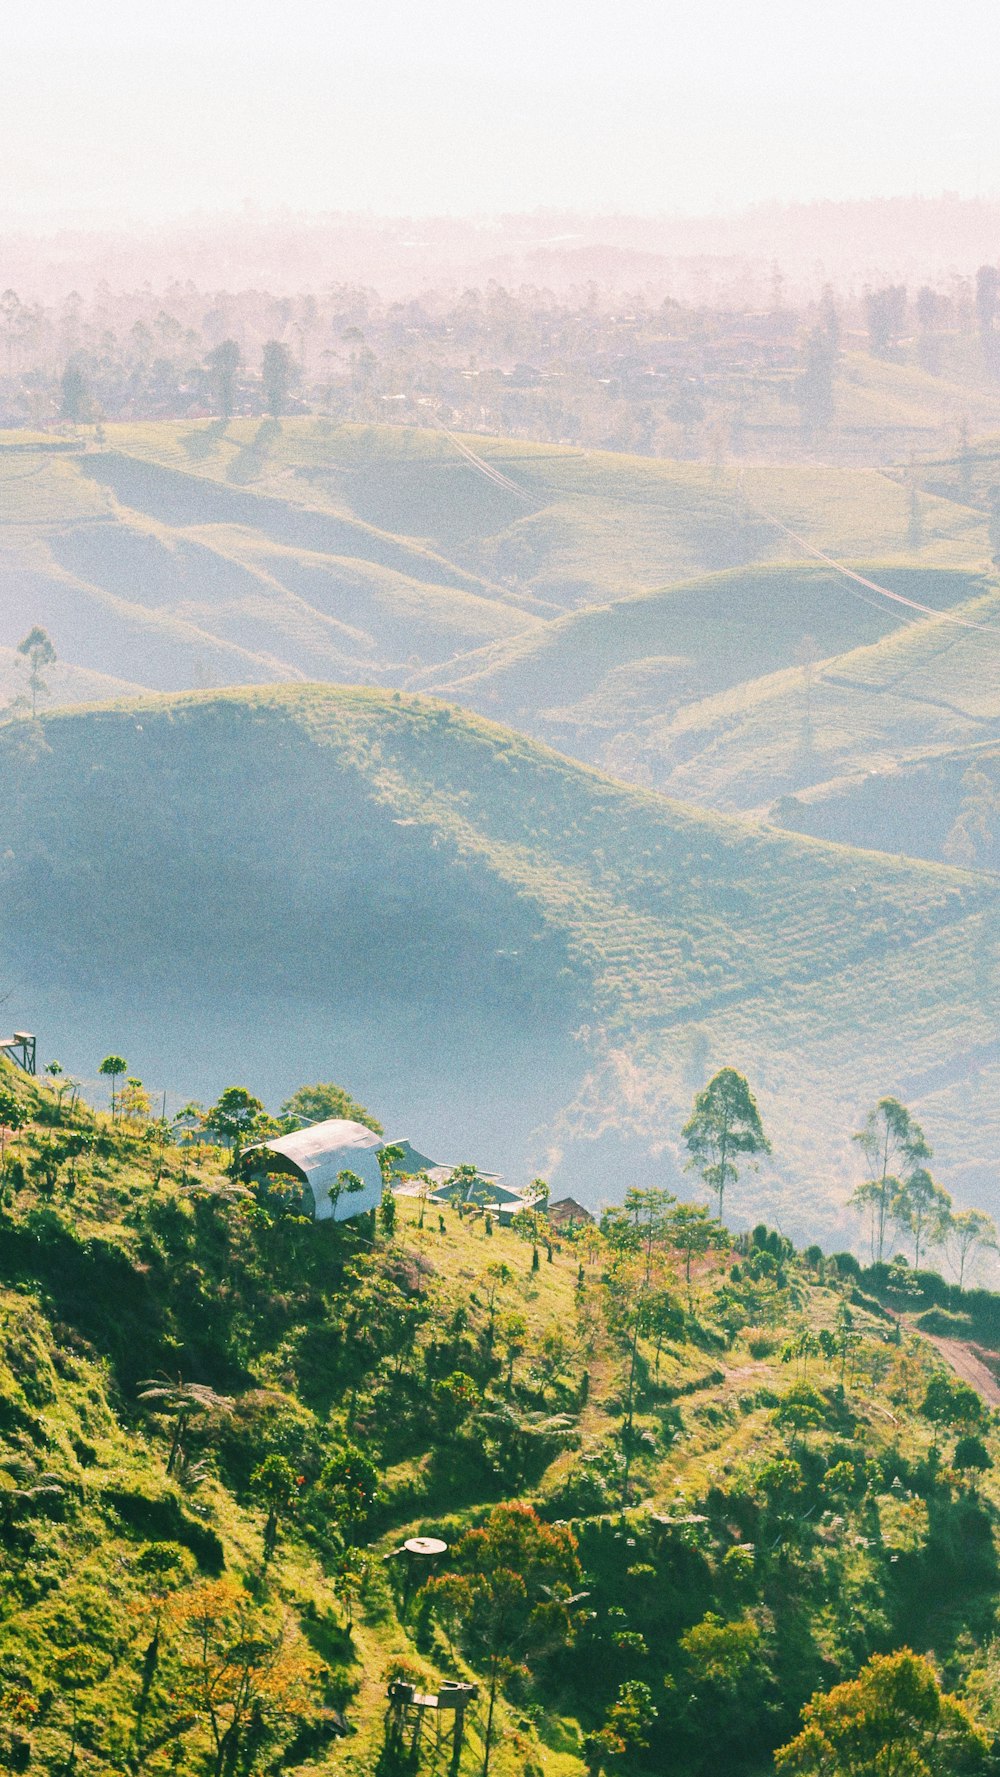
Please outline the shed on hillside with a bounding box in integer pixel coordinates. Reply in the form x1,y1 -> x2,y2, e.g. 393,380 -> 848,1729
384,1140 -> 439,1179
241,1118 -> 384,1222
547,1196 -> 594,1231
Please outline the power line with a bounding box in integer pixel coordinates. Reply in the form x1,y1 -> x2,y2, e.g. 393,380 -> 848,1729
740,482 -> 1000,638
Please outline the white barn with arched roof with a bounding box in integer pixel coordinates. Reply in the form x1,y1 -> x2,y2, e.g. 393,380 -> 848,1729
241,1118 -> 384,1222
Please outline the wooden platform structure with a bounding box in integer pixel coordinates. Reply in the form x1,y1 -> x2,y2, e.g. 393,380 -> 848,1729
386,1679 -> 478,1771
0,1033 -> 35,1076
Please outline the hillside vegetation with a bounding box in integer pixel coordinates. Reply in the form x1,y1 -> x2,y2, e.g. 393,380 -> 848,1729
4,420 -> 998,874
2,685 -> 1000,1235
3,1057 -> 1000,1776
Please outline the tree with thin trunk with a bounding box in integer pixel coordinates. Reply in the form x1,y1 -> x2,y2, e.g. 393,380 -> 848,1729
17,626 -> 56,718
421,1504 -> 581,1777
682,1068 -> 771,1222
482,1261 -> 513,1353
250,1453 -> 302,1564
664,1202 -> 728,1308
946,1207 -> 998,1289
624,1185 -> 675,1284
51,1645 -> 110,1772
498,1309 -> 527,1398
203,1084 -> 267,1172
849,1097 -> 930,1262
172,1578 -> 317,1777
98,1053 -> 127,1120
328,1167 -> 367,1221
893,1168 -> 951,1270
138,1377 -> 233,1476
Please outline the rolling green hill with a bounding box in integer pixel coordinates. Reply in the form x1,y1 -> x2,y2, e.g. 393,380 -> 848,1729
4,420 -> 999,881
623,575 -> 1000,817
410,562 -> 1000,837
409,561 -> 993,743
1,421 -> 993,719
101,420 -> 994,598
3,685 -> 1000,1240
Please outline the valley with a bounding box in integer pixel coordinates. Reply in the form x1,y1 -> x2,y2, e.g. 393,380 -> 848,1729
2,685 -> 999,1239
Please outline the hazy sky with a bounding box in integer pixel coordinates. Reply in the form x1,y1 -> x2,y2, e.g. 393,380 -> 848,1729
5,0 -> 1000,221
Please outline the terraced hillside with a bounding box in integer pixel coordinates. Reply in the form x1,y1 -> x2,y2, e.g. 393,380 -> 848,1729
2,686 -> 999,1240
627,575 -> 1000,818
416,551 -> 1000,844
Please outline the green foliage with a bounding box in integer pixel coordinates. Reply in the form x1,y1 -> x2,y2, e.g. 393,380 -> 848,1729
774,1381 -> 831,1435
679,1612 -> 761,1689
203,1085 -> 269,1170
15,626 -> 56,718
775,1649 -> 989,1776
2,1053 -> 1000,1775
97,1054 -> 127,1118
682,1069 -> 771,1220
422,1504 -> 582,1774
893,1167 -> 952,1270
249,1452 -> 302,1559
954,1435 -> 992,1476
314,1443 -> 380,1533
279,1080 -> 383,1135
850,1097 -> 931,1263
379,1184 -> 397,1237
920,1373 -> 984,1434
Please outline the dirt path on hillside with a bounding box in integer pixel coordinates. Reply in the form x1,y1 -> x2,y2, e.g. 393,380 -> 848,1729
891,1306 -> 1000,1407
920,1333 -> 1000,1407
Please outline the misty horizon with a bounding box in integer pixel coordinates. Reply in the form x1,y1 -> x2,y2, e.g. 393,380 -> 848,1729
4,195 -> 1000,305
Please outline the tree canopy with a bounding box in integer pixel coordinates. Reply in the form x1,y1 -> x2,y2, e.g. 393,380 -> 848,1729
278,1081 -> 382,1135
850,1097 -> 930,1263
682,1068 -> 771,1221
775,1649 -> 988,1777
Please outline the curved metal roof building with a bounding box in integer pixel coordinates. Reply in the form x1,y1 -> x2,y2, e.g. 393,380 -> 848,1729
242,1117 -> 384,1222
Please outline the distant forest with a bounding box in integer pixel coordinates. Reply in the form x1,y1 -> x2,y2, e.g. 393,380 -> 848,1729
4,198 -> 1000,461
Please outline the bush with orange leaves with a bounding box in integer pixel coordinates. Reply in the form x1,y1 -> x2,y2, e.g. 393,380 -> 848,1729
167,1577 -> 319,1777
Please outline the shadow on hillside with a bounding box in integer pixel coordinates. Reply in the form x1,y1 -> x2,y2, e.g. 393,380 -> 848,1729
181,417 -> 230,461
890,1490 -> 1000,1653
227,417 -> 281,485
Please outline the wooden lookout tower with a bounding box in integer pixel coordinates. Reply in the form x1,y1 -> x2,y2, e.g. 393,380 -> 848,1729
385,1679 -> 478,1772
0,1033 -> 35,1076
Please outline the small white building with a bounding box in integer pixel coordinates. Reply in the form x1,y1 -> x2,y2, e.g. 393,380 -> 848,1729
242,1118 -> 384,1222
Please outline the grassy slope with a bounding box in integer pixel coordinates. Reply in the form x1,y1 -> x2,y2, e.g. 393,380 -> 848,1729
0,435 -> 542,704
774,738 -> 1000,870
109,419 -> 993,597
2,684 -> 999,1236
409,562 -> 991,735
3,1066 -> 1000,1776
631,578 -> 1000,815
4,421 -> 992,715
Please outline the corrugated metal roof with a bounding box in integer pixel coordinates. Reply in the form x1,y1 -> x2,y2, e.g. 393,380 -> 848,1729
243,1117 -> 383,1223
253,1118 -> 382,1175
